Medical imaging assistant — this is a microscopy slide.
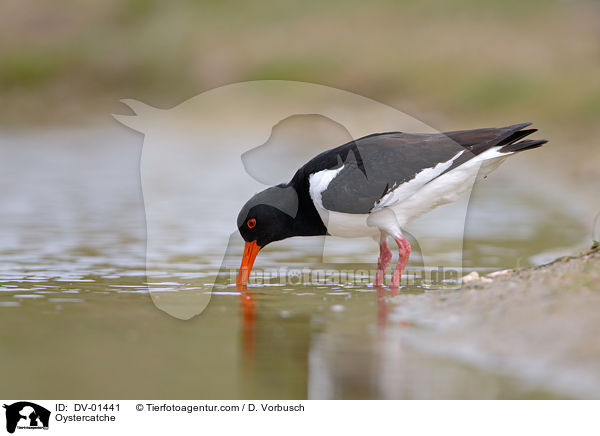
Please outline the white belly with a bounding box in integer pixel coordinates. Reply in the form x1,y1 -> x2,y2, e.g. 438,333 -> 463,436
314,207 -> 378,238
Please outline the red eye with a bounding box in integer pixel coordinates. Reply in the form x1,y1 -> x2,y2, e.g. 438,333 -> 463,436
247,218 -> 256,229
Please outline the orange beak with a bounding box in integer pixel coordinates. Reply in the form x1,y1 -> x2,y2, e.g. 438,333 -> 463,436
237,240 -> 261,286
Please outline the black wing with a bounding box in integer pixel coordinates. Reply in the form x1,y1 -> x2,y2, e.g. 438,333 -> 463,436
295,123 -> 546,214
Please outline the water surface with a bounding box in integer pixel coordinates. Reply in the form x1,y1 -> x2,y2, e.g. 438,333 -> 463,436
0,126 -> 590,398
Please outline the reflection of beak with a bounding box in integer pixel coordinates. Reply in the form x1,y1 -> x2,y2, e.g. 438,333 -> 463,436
237,240 -> 261,286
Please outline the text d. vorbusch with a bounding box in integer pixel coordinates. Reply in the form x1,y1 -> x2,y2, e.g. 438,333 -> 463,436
252,403 -> 304,412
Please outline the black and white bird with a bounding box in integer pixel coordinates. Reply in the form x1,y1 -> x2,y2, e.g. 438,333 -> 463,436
237,123 -> 547,287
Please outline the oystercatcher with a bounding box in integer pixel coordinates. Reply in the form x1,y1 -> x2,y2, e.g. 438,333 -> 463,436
237,123 -> 547,287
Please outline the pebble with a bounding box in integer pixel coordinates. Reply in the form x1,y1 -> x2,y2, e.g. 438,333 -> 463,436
486,269 -> 513,278
463,271 -> 495,284
462,271 -> 480,283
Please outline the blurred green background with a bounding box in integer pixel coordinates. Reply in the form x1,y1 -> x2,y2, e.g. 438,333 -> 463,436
2,0 -> 597,193
1,0 -> 599,130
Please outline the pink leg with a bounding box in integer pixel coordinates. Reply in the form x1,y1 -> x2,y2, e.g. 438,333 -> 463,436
389,235 -> 411,288
373,238 -> 393,286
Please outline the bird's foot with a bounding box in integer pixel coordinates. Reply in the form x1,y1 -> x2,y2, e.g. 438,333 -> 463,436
373,239 -> 393,286
389,236 -> 411,288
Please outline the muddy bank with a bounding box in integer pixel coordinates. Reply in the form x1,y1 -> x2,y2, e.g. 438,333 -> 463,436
388,246 -> 600,398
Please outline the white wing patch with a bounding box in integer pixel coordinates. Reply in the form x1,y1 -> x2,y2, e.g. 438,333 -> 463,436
388,146 -> 514,226
371,150 -> 465,212
308,165 -> 345,209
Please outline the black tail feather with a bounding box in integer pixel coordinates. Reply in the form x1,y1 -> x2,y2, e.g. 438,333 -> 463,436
499,138 -> 548,153
498,128 -> 538,146
457,122 -> 547,155
439,123 -> 548,176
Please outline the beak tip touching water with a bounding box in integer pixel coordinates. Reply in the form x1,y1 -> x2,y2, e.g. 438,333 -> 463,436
237,240 -> 261,286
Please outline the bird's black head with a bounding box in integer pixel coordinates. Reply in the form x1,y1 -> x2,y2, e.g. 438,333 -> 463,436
237,184 -> 298,247
236,184 -> 299,285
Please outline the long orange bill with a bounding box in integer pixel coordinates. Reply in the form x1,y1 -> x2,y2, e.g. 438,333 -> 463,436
237,240 -> 261,286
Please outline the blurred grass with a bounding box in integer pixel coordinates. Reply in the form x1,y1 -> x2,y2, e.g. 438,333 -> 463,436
0,0 -> 598,130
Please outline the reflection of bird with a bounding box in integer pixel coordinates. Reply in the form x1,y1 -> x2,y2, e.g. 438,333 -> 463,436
237,123 -> 547,287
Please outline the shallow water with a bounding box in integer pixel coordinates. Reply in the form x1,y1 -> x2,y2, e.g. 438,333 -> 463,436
0,126 -> 591,398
